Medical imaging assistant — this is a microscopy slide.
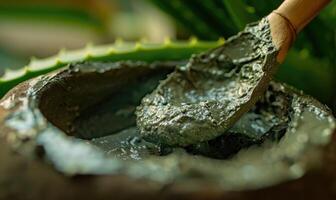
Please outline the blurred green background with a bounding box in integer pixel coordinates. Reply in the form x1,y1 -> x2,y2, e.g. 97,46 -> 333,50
0,0 -> 335,112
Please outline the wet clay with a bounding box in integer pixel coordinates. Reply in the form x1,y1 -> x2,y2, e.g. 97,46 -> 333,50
136,18 -> 279,146
88,82 -> 291,160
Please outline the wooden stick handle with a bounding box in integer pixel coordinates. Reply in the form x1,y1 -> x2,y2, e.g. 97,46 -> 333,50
268,0 -> 331,62
276,0 -> 331,33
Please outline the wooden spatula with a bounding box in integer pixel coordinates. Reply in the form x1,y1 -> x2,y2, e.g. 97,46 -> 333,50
136,0 -> 331,147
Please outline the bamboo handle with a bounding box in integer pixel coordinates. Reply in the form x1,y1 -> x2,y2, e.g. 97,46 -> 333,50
276,0 -> 331,33
268,0 -> 331,62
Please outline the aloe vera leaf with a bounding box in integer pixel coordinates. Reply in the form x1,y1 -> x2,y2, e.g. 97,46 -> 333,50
148,0 -> 210,38
175,0 -> 235,37
0,39 -> 224,97
221,0 -> 258,30
194,0 -> 238,36
149,0 -> 219,39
